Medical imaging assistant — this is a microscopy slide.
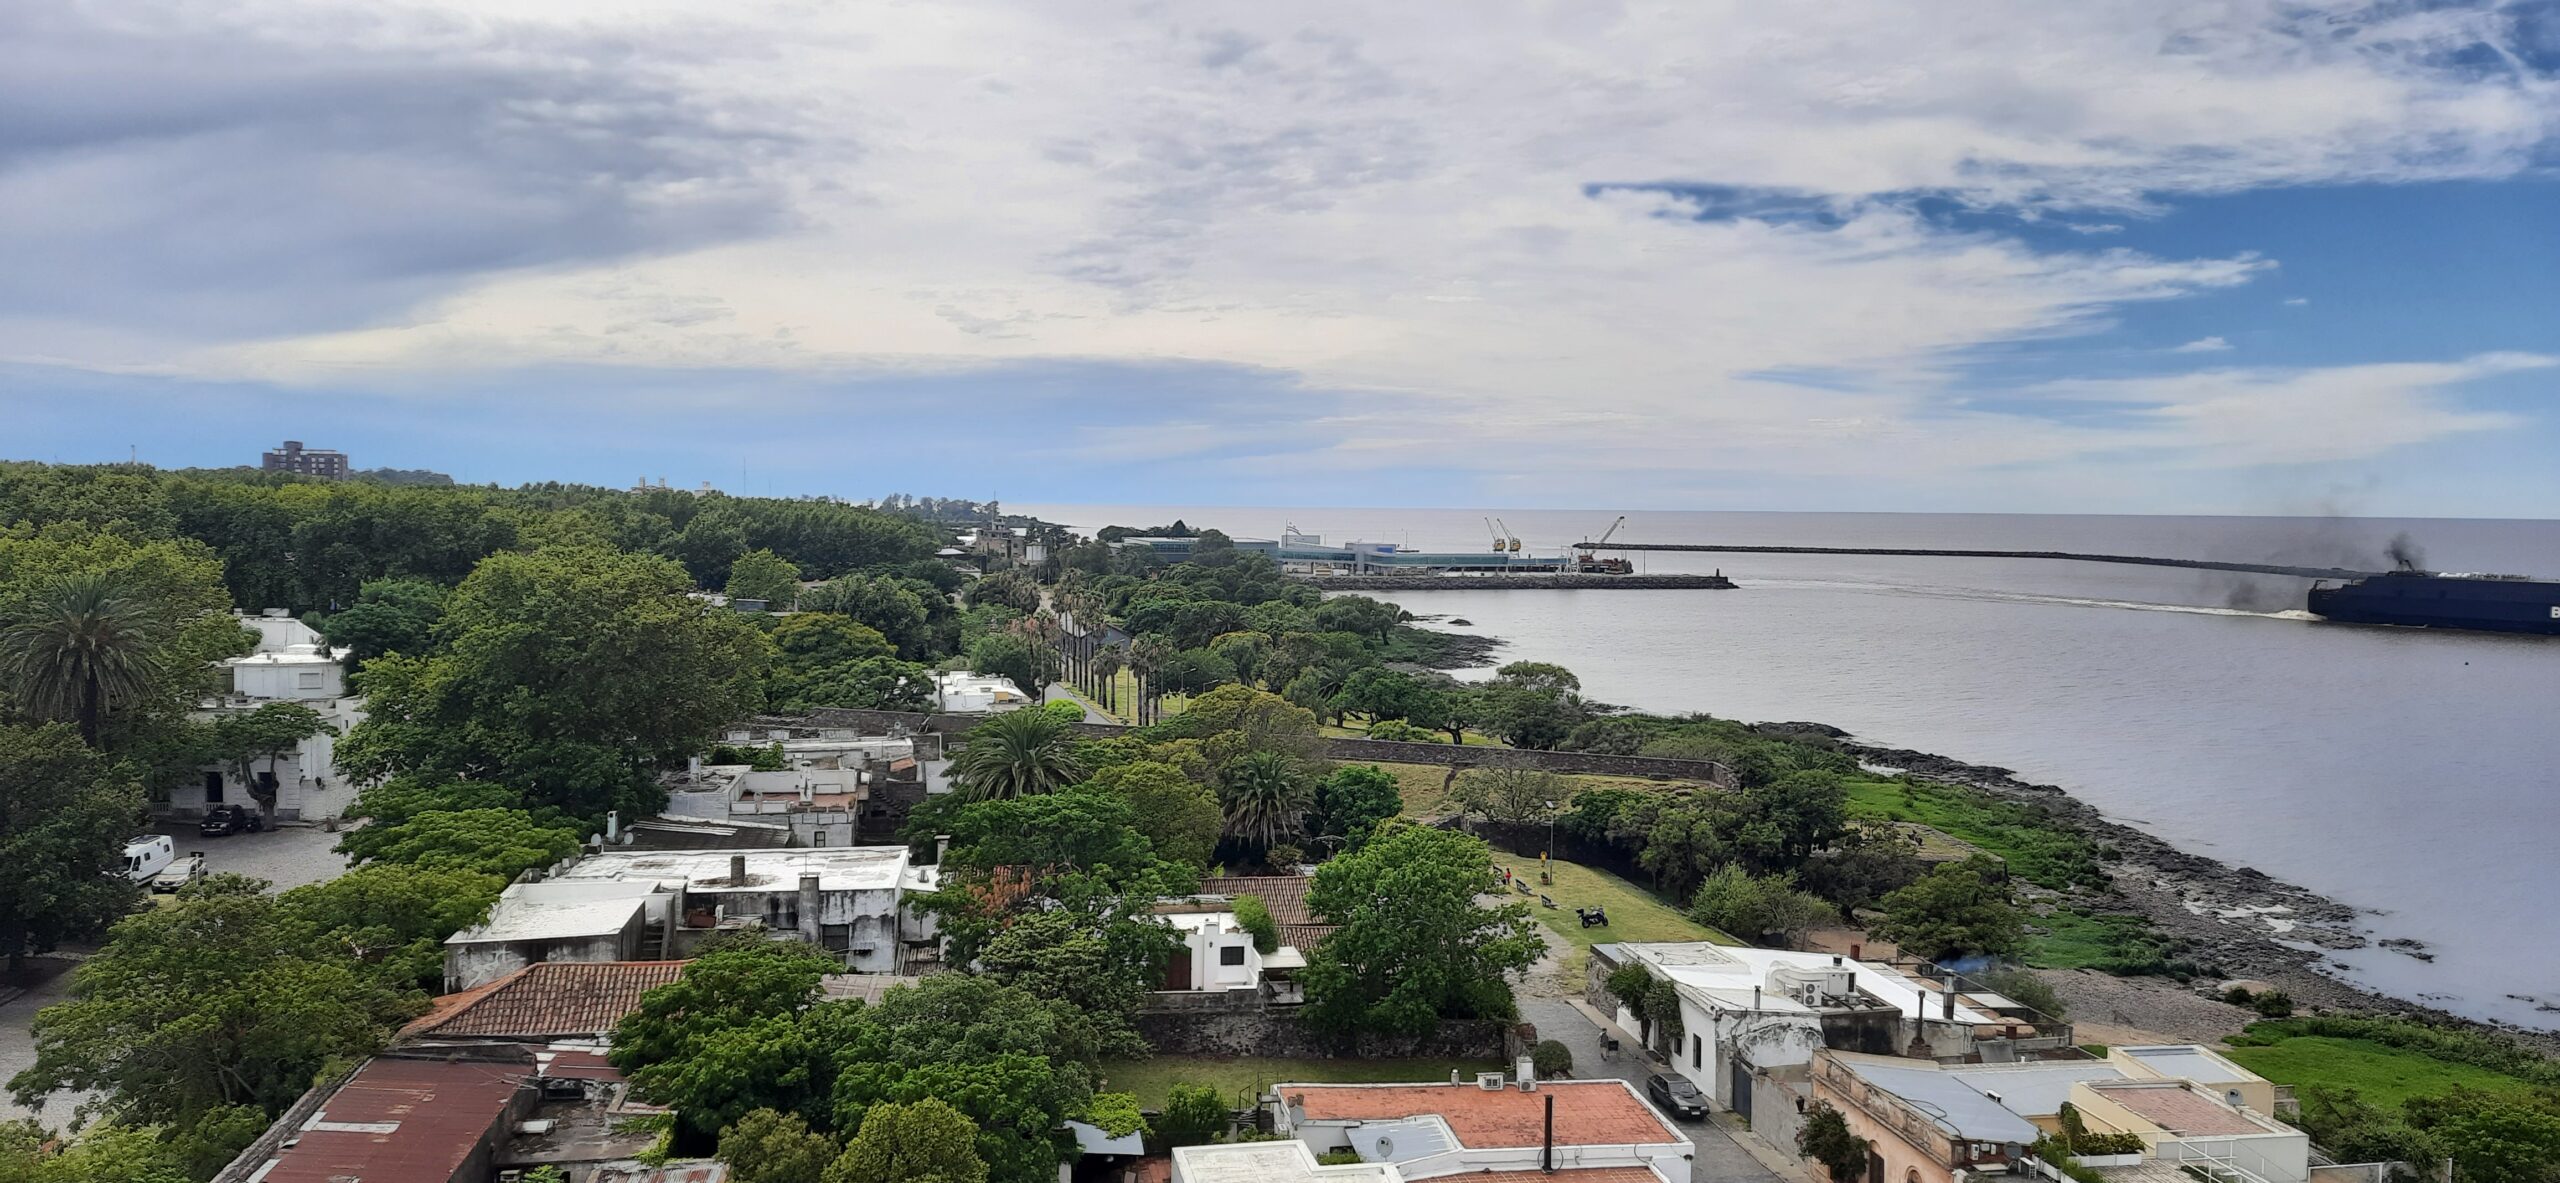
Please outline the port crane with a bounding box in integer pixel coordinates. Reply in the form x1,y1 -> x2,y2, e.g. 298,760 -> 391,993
1572,515 -> 1634,574
1484,517 -> 1522,554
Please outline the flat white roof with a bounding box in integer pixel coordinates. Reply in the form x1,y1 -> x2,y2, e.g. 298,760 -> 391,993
447,894 -> 649,945
1174,1141 -> 1399,1183
553,846 -> 914,893
2119,1045 -> 2260,1087
1619,942 -> 1998,1024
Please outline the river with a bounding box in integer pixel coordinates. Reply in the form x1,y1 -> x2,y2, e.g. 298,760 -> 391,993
1021,504 -> 2560,1030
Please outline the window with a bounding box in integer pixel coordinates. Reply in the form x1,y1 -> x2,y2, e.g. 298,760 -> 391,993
822,924 -> 852,951
203,770 -> 224,804
1219,945 -> 1247,967
1692,1034 -> 1703,1068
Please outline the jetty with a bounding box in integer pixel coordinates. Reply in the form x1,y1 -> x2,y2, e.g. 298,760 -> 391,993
1572,543 -> 2381,581
1293,572 -> 1736,591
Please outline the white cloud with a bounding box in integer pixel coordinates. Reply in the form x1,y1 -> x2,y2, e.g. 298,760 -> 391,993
2285,297 -> 2313,306
4,0 -> 2554,498
2173,336 -> 2236,353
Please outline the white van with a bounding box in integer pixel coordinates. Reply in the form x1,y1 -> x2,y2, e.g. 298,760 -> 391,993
122,834 -> 175,883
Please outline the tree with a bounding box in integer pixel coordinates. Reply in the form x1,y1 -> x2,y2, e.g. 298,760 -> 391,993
828,976 -> 1100,1183
1873,856 -> 2025,960
0,725 -> 143,970
936,789 -> 1156,882
1231,895 -> 1280,953
316,577 -> 447,666
1313,764 -> 1403,848
1303,823 -> 1543,1034
967,634 -> 1056,705
0,1120 -> 193,1183
950,710 -> 1085,801
279,863 -> 506,991
1450,768 -> 1569,826
205,701 -> 336,815
1206,632 -> 1269,689
768,614 -> 934,711
1157,1083 -> 1230,1148
1217,750 -> 1313,854
1310,596 -> 1402,642
1330,667 -> 1432,723
828,1098 -> 988,1183
1156,648 -> 1237,695
974,906 -> 1179,1057
0,570 -> 171,746
1685,866 -> 1838,945
1083,760 -> 1222,867
337,546 -> 769,819
719,1108 -> 841,1183
612,943 -> 844,1072
727,548 -> 805,608
339,807 -> 584,879
1798,1101 -> 1873,1183
10,880 -> 418,1131
804,575 -> 942,661
2408,1092 -> 2560,1183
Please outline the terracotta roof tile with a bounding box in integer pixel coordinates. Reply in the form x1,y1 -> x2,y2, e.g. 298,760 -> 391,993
1284,1081 -> 1680,1149
2087,1083 -> 2267,1136
1279,923 -> 1338,949
409,961 -> 687,1040
1202,875 -> 1323,926
259,1057 -> 526,1183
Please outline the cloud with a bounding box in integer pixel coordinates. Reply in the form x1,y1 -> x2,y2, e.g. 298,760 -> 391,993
2172,336 -> 2236,353
2034,353 -> 2552,466
2,0 -> 2554,503
2284,297 -> 2313,306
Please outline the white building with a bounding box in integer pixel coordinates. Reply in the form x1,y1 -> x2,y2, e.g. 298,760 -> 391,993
1173,1140 -> 1398,1183
544,847 -> 941,973
933,670 -> 1033,713
1269,1078 -> 1695,1183
1156,909 -> 1270,992
443,880 -> 668,990
1598,942 -> 2032,1112
165,613 -> 368,822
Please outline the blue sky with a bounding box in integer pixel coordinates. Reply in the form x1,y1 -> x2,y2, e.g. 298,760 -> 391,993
4,0 -> 2557,515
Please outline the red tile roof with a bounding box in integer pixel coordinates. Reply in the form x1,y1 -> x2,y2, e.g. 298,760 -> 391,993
2088,1082 -> 2267,1136
407,961 -> 687,1040
1283,1081 -> 1680,1149
1202,875 -> 1339,946
259,1057 -> 526,1183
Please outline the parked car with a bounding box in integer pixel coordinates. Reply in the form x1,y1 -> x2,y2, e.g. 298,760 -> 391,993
1646,1073 -> 1709,1120
199,804 -> 266,836
151,852 -> 208,893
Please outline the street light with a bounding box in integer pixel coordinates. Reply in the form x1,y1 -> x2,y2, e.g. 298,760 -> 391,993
1542,800 -> 1557,885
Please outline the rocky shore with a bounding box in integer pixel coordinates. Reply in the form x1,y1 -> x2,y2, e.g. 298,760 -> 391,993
1754,720 -> 2560,1051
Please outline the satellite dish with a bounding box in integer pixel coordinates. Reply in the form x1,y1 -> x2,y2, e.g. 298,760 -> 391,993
1375,1135 -> 1395,1159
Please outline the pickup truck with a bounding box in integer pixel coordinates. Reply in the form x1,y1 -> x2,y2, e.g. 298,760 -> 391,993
151,851 -> 208,893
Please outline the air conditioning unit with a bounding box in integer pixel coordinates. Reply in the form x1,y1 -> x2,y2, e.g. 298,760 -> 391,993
1476,1072 -> 1506,1091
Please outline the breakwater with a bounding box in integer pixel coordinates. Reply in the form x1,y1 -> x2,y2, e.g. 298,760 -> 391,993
1574,543 -> 2378,581
1294,573 -> 1737,591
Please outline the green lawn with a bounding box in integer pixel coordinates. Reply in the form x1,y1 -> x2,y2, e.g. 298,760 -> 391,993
1099,1055 -> 1500,1110
1501,853 -> 1737,976
2222,1036 -> 2543,1110
1840,777 -> 2105,890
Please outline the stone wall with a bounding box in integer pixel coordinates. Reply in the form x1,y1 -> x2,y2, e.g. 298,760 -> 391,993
1136,1009 -> 1513,1061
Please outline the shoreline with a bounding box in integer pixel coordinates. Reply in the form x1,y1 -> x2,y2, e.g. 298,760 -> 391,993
1389,606 -> 2556,1051
1762,721 -> 2560,1052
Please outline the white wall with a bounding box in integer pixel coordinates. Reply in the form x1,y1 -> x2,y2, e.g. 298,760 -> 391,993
232,658 -> 344,700
1169,915 -> 1263,991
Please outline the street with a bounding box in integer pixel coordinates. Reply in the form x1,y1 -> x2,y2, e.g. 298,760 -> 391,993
0,822 -> 352,1125
1519,996 -> 1803,1183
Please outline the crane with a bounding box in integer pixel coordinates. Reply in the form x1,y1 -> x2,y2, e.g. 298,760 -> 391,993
1595,515 -> 1627,546
1484,517 -> 1506,554
1574,515 -> 1634,575
1492,517 -> 1522,553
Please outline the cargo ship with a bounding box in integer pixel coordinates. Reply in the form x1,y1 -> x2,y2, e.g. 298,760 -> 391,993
2306,566 -> 2560,635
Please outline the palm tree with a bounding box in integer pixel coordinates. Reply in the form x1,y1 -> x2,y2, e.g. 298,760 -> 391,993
1219,750 -> 1312,855
949,708 -> 1085,801
2,570 -> 170,746
1129,633 -> 1174,725
1091,646 -> 1125,717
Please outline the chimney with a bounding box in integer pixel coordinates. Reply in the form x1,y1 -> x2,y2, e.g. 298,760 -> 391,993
1944,987 -> 1956,1020
605,811 -> 619,842
1541,1091 -> 1555,1174
1850,942 -> 1862,959
934,834 -> 952,866
1832,955 -> 1842,966
730,855 -> 748,886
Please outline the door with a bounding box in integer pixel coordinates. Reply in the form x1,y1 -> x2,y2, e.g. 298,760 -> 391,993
1161,950 -> 1193,990
1731,1061 -> 1753,1120
1867,1150 -> 1885,1183
203,771 -> 224,803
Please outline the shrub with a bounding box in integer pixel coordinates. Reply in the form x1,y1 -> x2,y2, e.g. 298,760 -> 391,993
1158,1083 -> 1229,1148
1606,964 -> 1655,1018
1042,699 -> 1088,723
2222,985 -> 2256,1005
2250,990 -> 2295,1018
1364,719 -> 1438,743
1530,1039 -> 1574,1078
1798,1102 -> 1872,1183
1317,1150 -> 1366,1165
1232,895 -> 1280,954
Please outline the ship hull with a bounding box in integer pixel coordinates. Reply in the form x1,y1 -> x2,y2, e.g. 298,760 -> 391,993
2307,576 -> 2560,635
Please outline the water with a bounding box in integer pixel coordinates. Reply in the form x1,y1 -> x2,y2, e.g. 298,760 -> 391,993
1021,505 -> 2560,1029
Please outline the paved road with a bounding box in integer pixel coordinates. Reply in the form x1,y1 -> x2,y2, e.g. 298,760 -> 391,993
1520,997 -> 1791,1183
147,819 -> 350,891
0,958 -> 87,1126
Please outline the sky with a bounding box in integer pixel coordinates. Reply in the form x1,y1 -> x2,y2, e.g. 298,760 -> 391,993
5,0 -> 2559,515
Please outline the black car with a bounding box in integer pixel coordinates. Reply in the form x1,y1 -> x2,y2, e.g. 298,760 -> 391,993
199,804 -> 266,836
1646,1073 -> 1708,1120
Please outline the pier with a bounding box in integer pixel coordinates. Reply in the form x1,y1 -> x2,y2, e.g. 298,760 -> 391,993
1571,542 -> 2380,581
1294,572 -> 1736,591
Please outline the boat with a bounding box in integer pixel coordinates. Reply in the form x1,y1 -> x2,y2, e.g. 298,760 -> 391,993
2306,565 -> 2560,635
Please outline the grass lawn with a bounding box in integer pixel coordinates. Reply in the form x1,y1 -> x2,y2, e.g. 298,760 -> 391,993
1099,1055 -> 1500,1109
1502,853 -> 1737,976
2221,1036 -> 2543,1110
1840,778 -> 2104,890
